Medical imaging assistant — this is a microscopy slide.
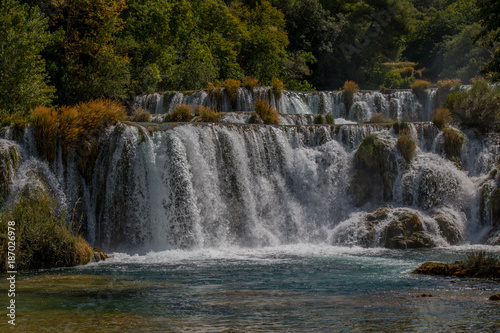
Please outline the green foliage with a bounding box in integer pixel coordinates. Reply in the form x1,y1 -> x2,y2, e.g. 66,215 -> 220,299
233,1 -> 289,82
445,79 -> 500,133
46,0 -> 130,105
441,24 -> 491,83
325,114 -> 335,125
476,0 -> 500,81
314,114 -> 335,124
397,131 -> 416,163
0,191 -> 92,271
254,100 -> 280,125
0,0 -> 55,114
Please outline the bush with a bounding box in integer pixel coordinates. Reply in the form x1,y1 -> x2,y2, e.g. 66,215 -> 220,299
0,191 -> 92,271
314,114 -> 335,125
410,80 -> 431,97
397,130 -> 416,163
445,79 -> 500,133
314,115 -> 326,124
368,113 -> 391,123
394,66 -> 415,78
31,99 -> 126,159
432,108 -> 452,130
442,128 -> 466,159
129,108 -> 151,122
464,251 -> 500,278
194,105 -> 221,123
342,80 -> 359,110
271,77 -> 285,99
255,100 -> 280,125
243,76 -> 259,91
168,104 -> 192,122
325,114 -> 335,124
0,110 -> 29,131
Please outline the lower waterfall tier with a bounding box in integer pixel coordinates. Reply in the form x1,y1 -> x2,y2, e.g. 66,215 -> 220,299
1,122 -> 499,252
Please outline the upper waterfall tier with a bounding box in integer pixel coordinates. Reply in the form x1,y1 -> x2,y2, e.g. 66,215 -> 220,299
134,88 -> 439,122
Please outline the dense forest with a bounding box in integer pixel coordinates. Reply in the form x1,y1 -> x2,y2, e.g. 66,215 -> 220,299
0,0 -> 499,114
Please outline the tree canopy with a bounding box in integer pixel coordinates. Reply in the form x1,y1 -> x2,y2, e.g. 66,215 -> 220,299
1,0 -> 496,113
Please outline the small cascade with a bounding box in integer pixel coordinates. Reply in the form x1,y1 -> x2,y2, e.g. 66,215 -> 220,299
133,88 -> 440,122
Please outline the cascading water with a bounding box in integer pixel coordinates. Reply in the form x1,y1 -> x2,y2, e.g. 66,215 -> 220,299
2,119 -> 498,253
134,88 -> 439,122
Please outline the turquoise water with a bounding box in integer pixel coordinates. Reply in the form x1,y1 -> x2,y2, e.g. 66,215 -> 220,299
2,245 -> 500,332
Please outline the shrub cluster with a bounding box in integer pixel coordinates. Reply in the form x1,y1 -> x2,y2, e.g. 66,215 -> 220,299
243,76 -> 259,91
0,191 -> 92,271
129,108 -> 151,122
254,100 -> 280,125
314,114 -> 335,125
432,108 -> 452,130
31,99 -> 125,160
410,80 -> 431,97
397,130 -> 416,163
445,79 -> 500,133
166,104 -> 193,122
194,105 -> 221,123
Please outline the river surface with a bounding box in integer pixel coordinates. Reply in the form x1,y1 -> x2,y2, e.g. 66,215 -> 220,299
1,244 -> 499,332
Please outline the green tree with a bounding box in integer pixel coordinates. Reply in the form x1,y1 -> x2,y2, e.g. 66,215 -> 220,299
232,0 -> 290,83
441,24 -> 491,82
0,0 -> 55,114
49,0 -> 130,104
475,0 -> 500,81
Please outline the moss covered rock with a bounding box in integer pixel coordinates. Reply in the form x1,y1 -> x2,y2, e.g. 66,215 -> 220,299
349,134 -> 397,207
0,139 -> 19,198
383,212 -> 433,249
359,207 -> 434,249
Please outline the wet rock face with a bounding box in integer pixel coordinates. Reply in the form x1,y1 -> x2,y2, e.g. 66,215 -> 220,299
349,134 -> 397,207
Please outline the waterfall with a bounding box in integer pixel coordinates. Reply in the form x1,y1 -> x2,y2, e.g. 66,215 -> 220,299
134,88 -> 440,122
2,121 -> 498,252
